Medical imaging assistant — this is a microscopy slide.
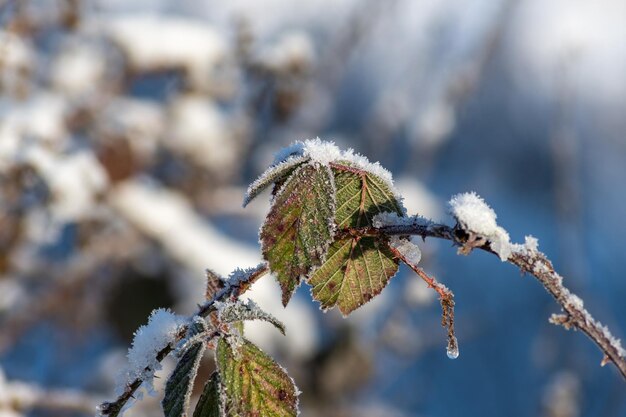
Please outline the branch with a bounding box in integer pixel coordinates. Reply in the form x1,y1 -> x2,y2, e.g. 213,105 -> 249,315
97,263 -> 270,417
390,244 -> 458,358
348,217 -> 626,379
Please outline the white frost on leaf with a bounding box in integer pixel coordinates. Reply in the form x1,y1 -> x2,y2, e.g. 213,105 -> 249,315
215,299 -> 285,335
243,154 -> 308,207
269,138 -> 400,200
120,308 -> 186,397
448,192 -> 512,261
389,236 -> 422,266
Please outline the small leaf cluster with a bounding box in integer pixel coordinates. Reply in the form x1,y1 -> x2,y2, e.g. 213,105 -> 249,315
110,140 -> 457,417
246,142 -> 407,315
161,269 -> 298,417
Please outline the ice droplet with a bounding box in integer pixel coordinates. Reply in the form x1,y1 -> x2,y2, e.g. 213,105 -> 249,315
446,336 -> 459,359
446,346 -> 459,359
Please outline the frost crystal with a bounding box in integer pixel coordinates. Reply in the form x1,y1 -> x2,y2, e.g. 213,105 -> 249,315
269,138 -> 400,200
511,235 -> 540,255
216,299 -> 285,334
448,192 -> 512,261
389,236 -> 422,266
120,308 -> 186,396
243,154 -> 308,206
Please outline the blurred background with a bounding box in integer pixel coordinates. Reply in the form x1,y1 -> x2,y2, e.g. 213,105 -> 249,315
0,0 -> 625,416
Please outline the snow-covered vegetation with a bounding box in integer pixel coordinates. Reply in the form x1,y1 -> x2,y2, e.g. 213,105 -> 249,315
1,1 -> 625,417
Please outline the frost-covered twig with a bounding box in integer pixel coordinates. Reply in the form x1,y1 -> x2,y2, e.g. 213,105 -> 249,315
388,242 -> 458,359
97,263 -> 270,416
368,203 -> 626,379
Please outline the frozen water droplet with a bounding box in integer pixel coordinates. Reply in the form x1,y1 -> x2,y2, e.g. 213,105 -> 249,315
446,346 -> 459,359
446,336 -> 459,359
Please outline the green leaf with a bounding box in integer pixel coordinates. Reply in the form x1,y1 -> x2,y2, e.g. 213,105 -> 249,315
217,338 -> 298,417
193,372 -> 224,417
260,162 -> 335,306
308,164 -> 404,315
162,338 -> 207,417
243,155 -> 308,207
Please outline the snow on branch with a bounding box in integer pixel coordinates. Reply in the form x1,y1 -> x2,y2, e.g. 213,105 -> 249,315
369,193 -> 626,379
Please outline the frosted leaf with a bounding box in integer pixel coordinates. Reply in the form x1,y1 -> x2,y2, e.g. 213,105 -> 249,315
192,372 -> 225,417
162,333 -> 206,417
202,263 -> 268,305
260,162 -> 336,306
176,317 -> 210,356
301,138 -> 343,165
308,166 -> 404,315
216,338 -> 299,417
389,236 -> 422,266
243,155 -> 308,207
216,299 -> 285,335
121,309 -> 186,396
265,139 -> 402,202
448,192 -> 512,261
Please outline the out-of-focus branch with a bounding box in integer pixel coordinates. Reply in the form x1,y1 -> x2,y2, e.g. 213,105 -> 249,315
0,374 -> 100,415
344,219 -> 626,379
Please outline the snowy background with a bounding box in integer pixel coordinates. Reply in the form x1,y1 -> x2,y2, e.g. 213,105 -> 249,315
1,0 -> 625,416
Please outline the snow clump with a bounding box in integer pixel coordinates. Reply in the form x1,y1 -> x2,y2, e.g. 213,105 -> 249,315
120,308 -> 187,396
448,192 -> 512,261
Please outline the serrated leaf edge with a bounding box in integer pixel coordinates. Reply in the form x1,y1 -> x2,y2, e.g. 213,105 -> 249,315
243,155 -> 309,207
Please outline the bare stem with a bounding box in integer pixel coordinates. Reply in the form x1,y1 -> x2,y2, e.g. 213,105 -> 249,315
363,219 -> 626,379
97,263 -> 270,416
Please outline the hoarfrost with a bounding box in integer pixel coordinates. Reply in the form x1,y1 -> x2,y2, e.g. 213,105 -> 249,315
389,236 -> 422,266
448,192 -> 512,261
372,211 -> 429,229
215,299 -> 285,334
120,308 -> 186,396
511,235 -> 539,255
243,154 -> 308,207
270,138 -> 398,195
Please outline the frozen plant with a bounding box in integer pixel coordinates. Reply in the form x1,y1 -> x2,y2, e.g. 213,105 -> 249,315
98,140 -> 626,417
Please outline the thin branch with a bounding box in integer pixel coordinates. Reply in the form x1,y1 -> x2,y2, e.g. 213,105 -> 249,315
390,245 -> 458,358
97,263 -> 270,416
351,218 -> 626,379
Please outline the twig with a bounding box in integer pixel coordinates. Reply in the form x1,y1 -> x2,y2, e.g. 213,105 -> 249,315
390,245 -> 458,358
353,219 -> 626,379
97,263 -> 270,416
